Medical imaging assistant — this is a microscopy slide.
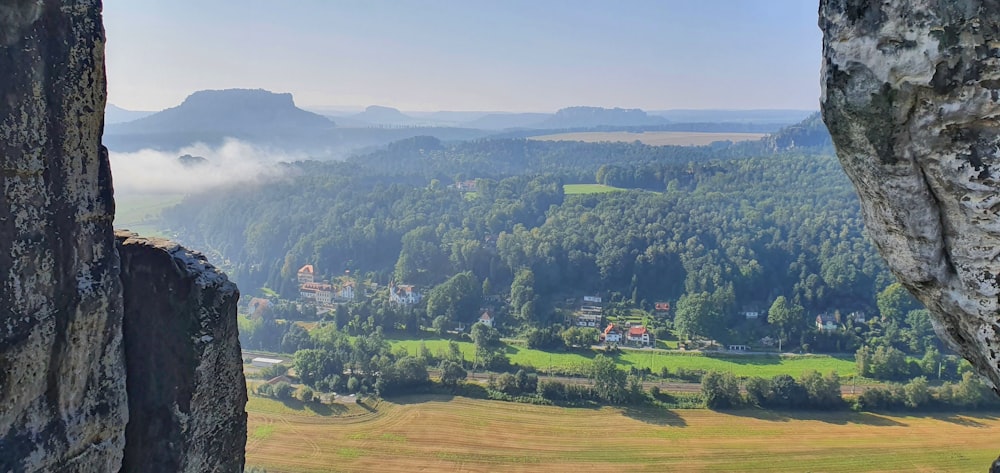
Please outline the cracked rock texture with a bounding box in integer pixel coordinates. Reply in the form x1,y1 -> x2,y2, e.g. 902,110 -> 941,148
117,231 -> 247,473
1,1 -> 246,472
0,1 -> 127,471
820,0 -> 1000,394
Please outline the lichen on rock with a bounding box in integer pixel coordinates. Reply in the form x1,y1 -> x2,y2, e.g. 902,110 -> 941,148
1,2 -> 246,472
820,0 -> 1000,394
116,231 -> 247,473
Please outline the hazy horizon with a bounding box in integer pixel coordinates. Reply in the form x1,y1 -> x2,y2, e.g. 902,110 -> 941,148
103,1 -> 822,113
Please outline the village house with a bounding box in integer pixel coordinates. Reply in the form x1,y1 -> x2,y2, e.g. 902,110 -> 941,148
626,326 -> 652,345
300,282 -> 335,305
390,284 -> 422,305
577,313 -> 602,327
846,311 -> 867,323
478,310 -> 494,327
741,308 -> 761,320
654,301 -> 671,313
603,323 -> 622,343
815,313 -> 839,331
297,264 -> 315,284
336,281 -> 356,301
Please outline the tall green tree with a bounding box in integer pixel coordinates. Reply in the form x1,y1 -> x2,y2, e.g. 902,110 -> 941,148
425,271 -> 482,323
591,354 -> 627,404
876,282 -> 921,324
767,296 -> 804,351
675,292 -> 723,341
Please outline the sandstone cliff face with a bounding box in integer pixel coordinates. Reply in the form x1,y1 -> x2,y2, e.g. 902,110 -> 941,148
117,231 -> 247,473
820,1 -> 1000,392
0,1 -> 127,471
1,2 -> 246,471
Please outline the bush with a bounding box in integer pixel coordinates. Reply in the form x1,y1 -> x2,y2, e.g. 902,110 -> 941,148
255,383 -> 274,397
298,386 -> 314,403
701,371 -> 741,409
273,382 -> 294,400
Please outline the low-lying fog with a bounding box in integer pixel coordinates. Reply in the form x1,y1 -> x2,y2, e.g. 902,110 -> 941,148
109,139 -> 299,195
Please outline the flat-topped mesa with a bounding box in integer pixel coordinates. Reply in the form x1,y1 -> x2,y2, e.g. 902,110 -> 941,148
819,2 -> 1000,391
116,231 -> 247,473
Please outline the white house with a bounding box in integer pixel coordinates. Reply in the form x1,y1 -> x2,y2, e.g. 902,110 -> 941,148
577,313 -> 602,327
603,324 -> 622,343
478,311 -> 494,327
390,284 -> 422,305
626,326 -> 652,345
336,282 -> 355,301
815,313 -> 839,331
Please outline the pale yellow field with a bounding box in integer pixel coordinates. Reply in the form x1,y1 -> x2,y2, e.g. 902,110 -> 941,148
245,394 -> 1000,472
530,131 -> 766,146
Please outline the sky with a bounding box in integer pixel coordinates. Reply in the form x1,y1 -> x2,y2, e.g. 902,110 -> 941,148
103,1 -> 822,113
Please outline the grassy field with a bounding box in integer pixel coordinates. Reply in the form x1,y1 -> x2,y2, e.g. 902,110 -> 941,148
245,394 -> 1000,472
531,131 -> 766,147
389,338 -> 858,378
114,192 -> 183,236
563,183 -> 626,195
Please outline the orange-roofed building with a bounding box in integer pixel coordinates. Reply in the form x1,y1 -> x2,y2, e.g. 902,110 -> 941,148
603,323 -> 622,343
297,264 -> 315,284
626,326 -> 651,345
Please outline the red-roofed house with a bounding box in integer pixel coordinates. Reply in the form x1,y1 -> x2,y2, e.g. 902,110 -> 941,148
603,323 -> 622,343
297,264 -> 315,284
626,326 -> 652,345
478,310 -> 494,328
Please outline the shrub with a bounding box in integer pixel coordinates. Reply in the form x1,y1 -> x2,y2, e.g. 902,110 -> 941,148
298,386 -> 314,403
273,382 -> 294,400
701,371 -> 741,409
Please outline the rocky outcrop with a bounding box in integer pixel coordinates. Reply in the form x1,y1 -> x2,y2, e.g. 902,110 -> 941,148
1,2 -> 246,472
820,1 -> 1000,394
116,231 -> 246,473
0,1 -> 127,471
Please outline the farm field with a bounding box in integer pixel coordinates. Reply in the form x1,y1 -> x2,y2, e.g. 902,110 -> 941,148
563,183 -> 625,195
114,192 -> 183,237
530,131 -> 766,147
244,394 -> 1000,472
388,338 -> 858,378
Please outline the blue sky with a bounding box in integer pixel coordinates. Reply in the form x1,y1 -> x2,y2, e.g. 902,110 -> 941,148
103,1 -> 822,112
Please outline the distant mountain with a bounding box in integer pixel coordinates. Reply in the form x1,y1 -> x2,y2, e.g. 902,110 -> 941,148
105,104 -> 155,124
538,106 -> 668,129
349,105 -> 420,126
107,89 -> 333,135
102,90 -> 492,156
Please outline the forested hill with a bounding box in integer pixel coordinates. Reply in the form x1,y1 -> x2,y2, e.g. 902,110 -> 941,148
162,134 -> 890,340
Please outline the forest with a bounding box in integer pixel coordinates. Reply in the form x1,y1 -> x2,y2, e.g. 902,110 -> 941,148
163,117 -> 937,358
